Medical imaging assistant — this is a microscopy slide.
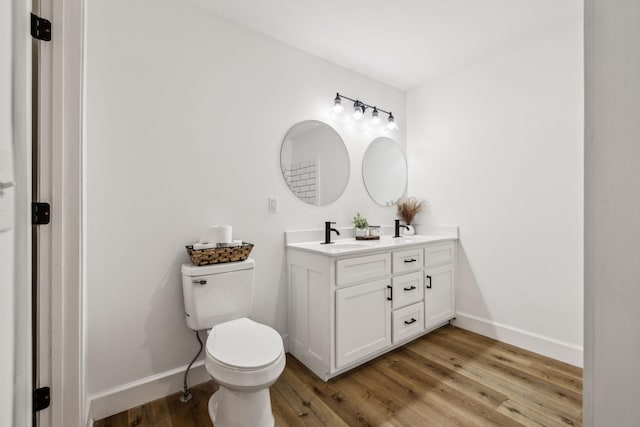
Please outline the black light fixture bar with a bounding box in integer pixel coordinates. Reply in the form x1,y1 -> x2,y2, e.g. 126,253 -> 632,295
336,93 -> 392,115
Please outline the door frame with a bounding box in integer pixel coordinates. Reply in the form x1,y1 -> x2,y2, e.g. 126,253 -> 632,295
32,1 -> 52,426
37,0 -> 85,426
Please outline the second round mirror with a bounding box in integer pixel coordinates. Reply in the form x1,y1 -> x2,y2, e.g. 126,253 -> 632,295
362,137 -> 407,206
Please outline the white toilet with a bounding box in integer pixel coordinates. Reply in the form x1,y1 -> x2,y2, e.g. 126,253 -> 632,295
181,258 -> 285,427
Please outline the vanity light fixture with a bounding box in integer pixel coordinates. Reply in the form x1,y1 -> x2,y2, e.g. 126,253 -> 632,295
332,92 -> 398,130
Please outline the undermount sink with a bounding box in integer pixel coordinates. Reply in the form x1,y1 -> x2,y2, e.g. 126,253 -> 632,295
324,242 -> 372,250
329,242 -> 371,249
392,237 -> 428,244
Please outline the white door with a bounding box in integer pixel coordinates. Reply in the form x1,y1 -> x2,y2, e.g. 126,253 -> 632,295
424,264 -> 454,329
2,0 -> 34,425
336,279 -> 391,368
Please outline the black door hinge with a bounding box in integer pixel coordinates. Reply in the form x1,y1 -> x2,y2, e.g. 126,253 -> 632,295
33,387 -> 51,412
32,202 -> 50,225
30,13 -> 51,41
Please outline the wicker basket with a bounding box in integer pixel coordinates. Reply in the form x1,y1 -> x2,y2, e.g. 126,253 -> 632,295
186,242 -> 254,266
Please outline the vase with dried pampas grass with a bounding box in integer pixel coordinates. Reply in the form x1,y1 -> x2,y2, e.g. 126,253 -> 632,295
397,197 -> 426,235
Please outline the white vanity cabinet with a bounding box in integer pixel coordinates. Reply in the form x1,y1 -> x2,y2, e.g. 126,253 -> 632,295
287,236 -> 456,381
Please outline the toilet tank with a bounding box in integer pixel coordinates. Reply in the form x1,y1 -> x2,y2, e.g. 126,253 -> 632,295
181,258 -> 255,331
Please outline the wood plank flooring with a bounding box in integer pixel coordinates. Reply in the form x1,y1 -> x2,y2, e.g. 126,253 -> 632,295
94,326 -> 582,427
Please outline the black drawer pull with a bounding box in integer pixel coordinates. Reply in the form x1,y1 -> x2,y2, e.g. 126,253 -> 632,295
193,279 -> 207,285
404,318 -> 417,325
426,275 -> 432,289
403,285 -> 416,291
404,258 -> 417,263
387,285 -> 393,301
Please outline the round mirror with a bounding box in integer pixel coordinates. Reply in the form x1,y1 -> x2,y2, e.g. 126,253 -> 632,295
362,137 -> 407,206
280,120 -> 350,206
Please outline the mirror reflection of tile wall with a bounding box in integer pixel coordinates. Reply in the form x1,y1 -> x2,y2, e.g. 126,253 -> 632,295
283,159 -> 318,204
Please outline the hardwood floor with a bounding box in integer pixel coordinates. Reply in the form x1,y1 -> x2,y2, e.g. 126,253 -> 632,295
94,326 -> 582,427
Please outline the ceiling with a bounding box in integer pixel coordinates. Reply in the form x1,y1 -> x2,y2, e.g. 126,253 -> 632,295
191,0 -> 582,91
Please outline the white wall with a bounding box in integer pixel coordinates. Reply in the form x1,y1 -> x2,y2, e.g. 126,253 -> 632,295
85,0 -> 405,402
584,1 -> 640,425
407,20 -> 584,365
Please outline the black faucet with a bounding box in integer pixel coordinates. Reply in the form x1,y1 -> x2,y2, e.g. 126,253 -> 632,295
322,221 -> 340,244
394,219 -> 410,238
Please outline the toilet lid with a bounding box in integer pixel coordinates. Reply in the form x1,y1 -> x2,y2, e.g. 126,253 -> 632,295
207,318 -> 283,370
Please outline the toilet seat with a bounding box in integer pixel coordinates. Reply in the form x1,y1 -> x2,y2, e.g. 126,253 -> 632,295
205,318 -> 285,389
207,318 -> 283,370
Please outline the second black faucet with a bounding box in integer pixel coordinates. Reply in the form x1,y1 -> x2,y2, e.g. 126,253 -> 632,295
394,219 -> 410,238
323,221 -> 340,244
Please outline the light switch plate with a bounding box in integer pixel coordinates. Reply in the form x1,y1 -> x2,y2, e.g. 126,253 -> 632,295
268,196 -> 279,213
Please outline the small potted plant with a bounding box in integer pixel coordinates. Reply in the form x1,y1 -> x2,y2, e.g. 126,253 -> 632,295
397,197 -> 426,235
352,212 -> 369,238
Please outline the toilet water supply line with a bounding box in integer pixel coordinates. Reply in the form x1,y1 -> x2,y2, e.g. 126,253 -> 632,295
181,330 -> 204,403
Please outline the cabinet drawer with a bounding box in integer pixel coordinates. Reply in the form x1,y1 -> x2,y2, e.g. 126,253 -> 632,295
393,248 -> 424,273
425,242 -> 455,267
391,271 -> 424,309
336,253 -> 391,286
392,302 -> 424,344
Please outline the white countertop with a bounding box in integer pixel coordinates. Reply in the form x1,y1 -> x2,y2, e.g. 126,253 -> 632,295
286,233 -> 458,257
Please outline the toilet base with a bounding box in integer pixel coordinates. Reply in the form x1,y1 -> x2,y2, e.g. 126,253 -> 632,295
208,385 -> 275,427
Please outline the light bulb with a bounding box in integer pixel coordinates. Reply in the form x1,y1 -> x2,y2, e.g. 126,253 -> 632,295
371,107 -> 380,125
332,94 -> 344,114
353,102 -> 364,120
387,112 -> 398,130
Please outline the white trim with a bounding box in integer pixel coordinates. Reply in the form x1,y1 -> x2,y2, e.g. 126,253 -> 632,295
453,312 -> 583,367
33,1 -> 53,426
47,0 -> 86,426
86,361 -> 211,423
583,2 -> 595,424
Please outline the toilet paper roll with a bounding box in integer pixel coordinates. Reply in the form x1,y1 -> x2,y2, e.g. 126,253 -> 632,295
199,225 -> 232,244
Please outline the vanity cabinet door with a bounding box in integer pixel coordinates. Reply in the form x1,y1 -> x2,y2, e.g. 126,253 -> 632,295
336,279 -> 391,368
424,264 -> 454,330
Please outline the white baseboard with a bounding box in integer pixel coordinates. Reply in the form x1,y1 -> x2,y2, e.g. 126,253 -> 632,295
453,312 -> 583,368
86,360 -> 211,423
